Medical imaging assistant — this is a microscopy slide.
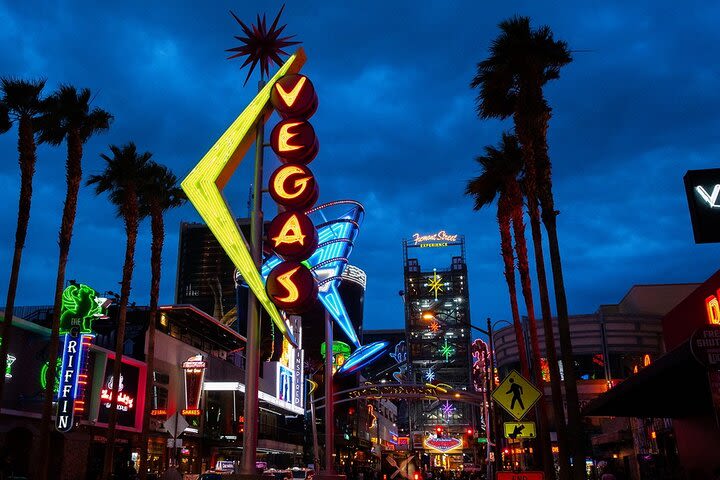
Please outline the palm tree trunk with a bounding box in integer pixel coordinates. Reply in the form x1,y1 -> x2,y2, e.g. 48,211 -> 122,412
0,116 -> 36,406
535,110 -> 584,480
498,196 -> 529,377
38,130 -> 83,480
542,203 -> 584,479
528,203 -> 571,480
102,192 -> 139,480
508,182 -> 553,478
139,204 -> 164,480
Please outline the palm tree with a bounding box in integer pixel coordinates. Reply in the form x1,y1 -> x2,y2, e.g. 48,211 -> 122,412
466,133 -> 529,377
467,134 -> 554,475
0,78 -> 46,406
87,143 -> 151,480
137,162 -> 186,480
35,85 -> 112,479
471,16 -> 578,479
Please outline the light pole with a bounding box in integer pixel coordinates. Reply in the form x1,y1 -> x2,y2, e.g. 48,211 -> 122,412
240,79 -> 267,478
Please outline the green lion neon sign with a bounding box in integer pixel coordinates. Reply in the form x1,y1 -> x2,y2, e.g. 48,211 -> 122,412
59,284 -> 104,335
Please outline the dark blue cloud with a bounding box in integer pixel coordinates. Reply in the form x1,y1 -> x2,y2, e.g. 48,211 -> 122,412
1,0 -> 719,335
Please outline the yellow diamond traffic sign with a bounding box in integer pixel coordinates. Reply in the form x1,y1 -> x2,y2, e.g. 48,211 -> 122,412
491,369 -> 542,420
503,421 -> 536,439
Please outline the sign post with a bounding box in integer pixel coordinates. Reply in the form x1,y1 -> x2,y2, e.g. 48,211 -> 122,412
503,422 -> 537,439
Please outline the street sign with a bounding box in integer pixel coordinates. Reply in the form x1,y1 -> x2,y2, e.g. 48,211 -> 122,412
163,411 -> 189,438
491,370 -> 542,421
503,421 -> 537,439
166,438 -> 183,448
691,324 -> 720,368
496,472 -> 544,480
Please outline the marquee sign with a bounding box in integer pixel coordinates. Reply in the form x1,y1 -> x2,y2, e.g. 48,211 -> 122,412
183,354 -> 206,413
56,283 -> 109,432
423,434 -> 463,453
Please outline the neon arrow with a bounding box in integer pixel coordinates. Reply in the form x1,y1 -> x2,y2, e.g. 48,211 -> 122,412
181,48 -> 307,347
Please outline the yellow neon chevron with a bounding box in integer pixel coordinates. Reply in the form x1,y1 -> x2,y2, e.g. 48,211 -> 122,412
181,48 -> 306,347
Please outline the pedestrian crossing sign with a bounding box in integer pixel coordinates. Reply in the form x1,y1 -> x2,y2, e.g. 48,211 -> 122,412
491,370 -> 542,420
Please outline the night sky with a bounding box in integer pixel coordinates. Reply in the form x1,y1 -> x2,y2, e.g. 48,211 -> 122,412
1,1 -> 719,334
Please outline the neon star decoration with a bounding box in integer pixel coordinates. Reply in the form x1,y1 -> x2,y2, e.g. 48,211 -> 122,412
181,50 -> 307,347
439,339 -> 455,362
226,5 -> 301,85
441,400 -> 456,417
428,269 -> 443,300
425,368 -> 436,382
429,320 -> 440,333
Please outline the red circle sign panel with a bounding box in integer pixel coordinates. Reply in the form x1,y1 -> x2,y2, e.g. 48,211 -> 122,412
267,211 -> 318,261
270,118 -> 319,164
266,261 -> 318,314
268,163 -> 319,210
271,74 -> 318,120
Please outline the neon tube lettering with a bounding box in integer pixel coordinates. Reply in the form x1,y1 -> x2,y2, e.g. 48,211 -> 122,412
276,76 -> 306,107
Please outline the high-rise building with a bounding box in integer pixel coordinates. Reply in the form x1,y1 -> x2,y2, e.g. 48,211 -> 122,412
175,221 -> 249,322
403,231 -> 473,469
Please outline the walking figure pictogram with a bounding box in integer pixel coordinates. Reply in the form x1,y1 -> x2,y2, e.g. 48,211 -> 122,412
507,377 -> 524,410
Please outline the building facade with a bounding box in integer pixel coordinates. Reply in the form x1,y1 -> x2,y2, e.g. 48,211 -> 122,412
492,283 -> 698,479
402,232 -> 473,471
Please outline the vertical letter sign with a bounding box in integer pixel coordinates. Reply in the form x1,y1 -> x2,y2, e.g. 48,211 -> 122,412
56,284 -> 109,432
266,73 -> 321,314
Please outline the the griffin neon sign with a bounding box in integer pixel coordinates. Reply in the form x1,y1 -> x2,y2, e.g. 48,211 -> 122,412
56,284 -> 108,432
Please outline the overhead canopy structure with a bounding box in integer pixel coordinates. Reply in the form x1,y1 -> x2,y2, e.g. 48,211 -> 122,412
583,340 -> 712,418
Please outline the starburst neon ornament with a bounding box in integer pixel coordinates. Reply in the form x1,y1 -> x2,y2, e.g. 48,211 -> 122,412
439,339 -> 455,362
428,269 -> 443,300
429,320 -> 440,333
441,400 -> 456,417
425,369 -> 436,382
226,5 -> 301,85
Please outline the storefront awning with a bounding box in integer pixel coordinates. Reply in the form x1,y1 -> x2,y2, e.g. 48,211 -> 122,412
583,340 -> 712,418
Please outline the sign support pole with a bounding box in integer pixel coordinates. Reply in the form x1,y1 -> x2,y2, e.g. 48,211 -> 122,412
324,309 -> 335,475
241,79 -> 267,478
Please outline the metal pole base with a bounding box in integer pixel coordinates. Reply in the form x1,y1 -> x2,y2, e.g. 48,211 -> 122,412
315,474 -> 347,480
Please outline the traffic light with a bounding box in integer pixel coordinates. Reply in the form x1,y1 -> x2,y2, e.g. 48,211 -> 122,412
466,428 -> 473,436
435,425 -> 443,437
414,473 -> 421,480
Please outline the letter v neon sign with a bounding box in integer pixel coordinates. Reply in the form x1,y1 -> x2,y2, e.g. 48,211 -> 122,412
696,184 -> 720,208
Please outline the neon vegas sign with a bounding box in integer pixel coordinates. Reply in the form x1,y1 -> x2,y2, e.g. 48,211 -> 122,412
412,230 -> 458,247
423,434 -> 463,453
